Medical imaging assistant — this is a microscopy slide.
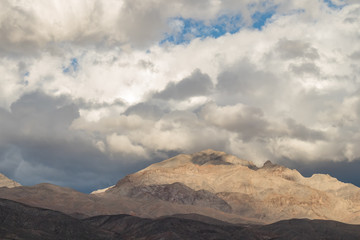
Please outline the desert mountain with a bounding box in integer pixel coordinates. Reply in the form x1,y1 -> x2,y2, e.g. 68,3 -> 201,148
0,181 -> 248,223
2,149 -> 360,225
2,197 -> 360,240
0,173 -> 21,188
0,183 -> 124,218
97,149 -> 360,224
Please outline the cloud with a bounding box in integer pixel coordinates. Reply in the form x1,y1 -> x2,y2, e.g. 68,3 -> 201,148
1,1 -> 360,191
0,0 -> 123,55
124,102 -> 165,120
0,0 -> 246,53
106,134 -> 147,157
0,92 -> 153,192
349,51 -> 360,60
200,102 -> 270,141
216,59 -> 277,95
71,114 -> 152,135
215,59 -> 283,108
275,39 -> 320,60
152,69 -> 213,101
141,110 -> 229,152
0,0 -> 335,54
289,62 -> 320,76
285,118 -> 326,142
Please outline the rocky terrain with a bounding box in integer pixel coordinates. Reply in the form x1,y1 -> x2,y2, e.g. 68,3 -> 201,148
2,149 -> 360,239
98,149 -> 360,224
0,182 -> 247,222
2,197 -> 360,240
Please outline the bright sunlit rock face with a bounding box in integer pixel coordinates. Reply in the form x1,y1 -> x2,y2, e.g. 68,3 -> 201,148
0,0 -> 360,192
101,150 -> 360,224
0,173 -> 21,188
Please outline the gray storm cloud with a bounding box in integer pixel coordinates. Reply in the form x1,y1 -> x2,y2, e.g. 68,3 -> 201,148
153,69 -> 213,100
0,92 -> 154,192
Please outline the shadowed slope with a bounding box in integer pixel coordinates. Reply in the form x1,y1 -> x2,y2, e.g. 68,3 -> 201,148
0,198 -> 116,240
85,213 -> 360,240
0,182 -> 249,223
109,182 -> 232,212
2,196 -> 360,240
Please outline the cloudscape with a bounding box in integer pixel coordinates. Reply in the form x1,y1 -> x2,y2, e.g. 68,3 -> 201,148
0,0 -> 360,192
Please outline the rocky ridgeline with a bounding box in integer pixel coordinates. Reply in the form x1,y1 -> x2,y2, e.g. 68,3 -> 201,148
2,149 -> 360,225
100,149 -> 360,224
2,198 -> 360,240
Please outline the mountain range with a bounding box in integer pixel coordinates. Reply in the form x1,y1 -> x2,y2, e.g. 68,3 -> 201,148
1,149 -> 360,239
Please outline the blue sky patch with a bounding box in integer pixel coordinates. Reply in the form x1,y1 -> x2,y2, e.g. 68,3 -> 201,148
161,8 -> 277,45
63,58 -> 79,74
161,15 -> 242,45
252,10 -> 275,30
323,0 -> 345,9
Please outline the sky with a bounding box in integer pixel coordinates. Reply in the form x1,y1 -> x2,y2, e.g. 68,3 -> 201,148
0,0 -> 360,193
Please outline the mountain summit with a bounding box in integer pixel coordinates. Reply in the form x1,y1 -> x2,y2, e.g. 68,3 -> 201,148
96,149 -> 360,224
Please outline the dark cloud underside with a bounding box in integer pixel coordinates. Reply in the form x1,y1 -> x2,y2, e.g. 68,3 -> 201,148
153,69 -> 213,100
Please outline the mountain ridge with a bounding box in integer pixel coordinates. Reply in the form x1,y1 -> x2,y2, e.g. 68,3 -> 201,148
99,149 -> 360,224
3,197 -> 360,240
2,149 -> 360,225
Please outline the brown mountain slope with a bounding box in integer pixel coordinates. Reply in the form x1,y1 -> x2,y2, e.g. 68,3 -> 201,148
3,197 -> 360,240
0,182 -> 250,223
97,149 -> 360,224
2,149 -> 360,225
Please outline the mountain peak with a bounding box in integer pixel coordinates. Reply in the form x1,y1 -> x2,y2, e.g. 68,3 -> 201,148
143,149 -> 257,172
106,149 -> 360,225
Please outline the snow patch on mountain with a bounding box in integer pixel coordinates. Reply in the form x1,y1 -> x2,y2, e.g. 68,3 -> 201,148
0,173 -> 21,188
